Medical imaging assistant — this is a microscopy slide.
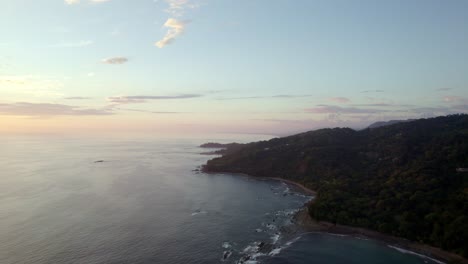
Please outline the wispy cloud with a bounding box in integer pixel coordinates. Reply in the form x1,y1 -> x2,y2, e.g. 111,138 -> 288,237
65,0 -> 80,4
361,89 -> 384,93
164,0 -> 199,17
50,40 -> 93,48
64,96 -> 91,100
436,88 -> 452,91
0,102 -> 112,116
217,94 -> 313,100
107,94 -> 202,104
443,95 -> 466,103
305,105 -> 387,114
101,57 -> 128,64
117,107 -> 187,114
156,18 -> 189,48
328,97 -> 350,104
353,103 -> 394,107
155,0 -> 201,48
65,0 -> 111,5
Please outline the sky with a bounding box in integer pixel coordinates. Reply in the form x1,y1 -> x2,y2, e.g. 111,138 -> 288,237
0,0 -> 467,136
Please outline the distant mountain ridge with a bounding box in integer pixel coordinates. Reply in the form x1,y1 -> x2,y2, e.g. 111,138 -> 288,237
367,119 -> 415,129
203,115 -> 468,258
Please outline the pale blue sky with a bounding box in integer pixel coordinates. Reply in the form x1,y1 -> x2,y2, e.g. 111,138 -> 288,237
0,0 -> 467,135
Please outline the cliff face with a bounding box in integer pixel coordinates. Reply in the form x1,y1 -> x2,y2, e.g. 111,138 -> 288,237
203,115 -> 468,257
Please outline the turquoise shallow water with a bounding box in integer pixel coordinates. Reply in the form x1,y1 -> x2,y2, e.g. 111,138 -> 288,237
0,136 -> 441,264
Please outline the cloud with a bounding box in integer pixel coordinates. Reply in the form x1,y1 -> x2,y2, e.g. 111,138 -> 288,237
101,57 -> 128,64
107,94 -> 202,104
50,40 -> 93,48
64,97 -> 91,100
361,90 -> 384,93
436,88 -> 452,91
164,0 -> 199,17
0,102 -> 112,116
354,103 -> 393,107
217,94 -> 313,100
65,0 -> 111,4
305,105 -> 387,114
155,0 -> 200,48
329,97 -> 350,104
156,18 -> 189,48
65,0 -> 80,4
443,96 -> 466,103
271,94 -> 311,98
117,108 -> 187,114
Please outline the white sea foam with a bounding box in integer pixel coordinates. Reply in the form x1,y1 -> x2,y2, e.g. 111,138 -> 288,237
271,233 -> 281,244
387,245 -> 445,264
242,242 -> 260,253
269,248 -> 282,256
276,208 -> 299,217
191,210 -> 207,216
285,236 -> 301,246
222,242 -> 232,249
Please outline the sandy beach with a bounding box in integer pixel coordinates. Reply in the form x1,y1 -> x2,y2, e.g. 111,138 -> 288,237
293,202 -> 468,264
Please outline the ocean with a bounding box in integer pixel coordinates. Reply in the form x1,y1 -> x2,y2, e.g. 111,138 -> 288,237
0,135 -> 441,264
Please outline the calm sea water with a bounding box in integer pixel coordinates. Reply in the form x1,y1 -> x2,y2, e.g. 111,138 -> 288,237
0,136 -> 441,264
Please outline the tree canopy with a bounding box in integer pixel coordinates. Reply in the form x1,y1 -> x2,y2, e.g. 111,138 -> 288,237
203,114 -> 468,257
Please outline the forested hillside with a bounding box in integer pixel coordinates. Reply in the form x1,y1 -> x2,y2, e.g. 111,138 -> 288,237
203,115 -> 468,257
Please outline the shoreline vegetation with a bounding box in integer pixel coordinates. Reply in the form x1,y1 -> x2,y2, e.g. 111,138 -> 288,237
207,172 -> 467,264
202,115 -> 468,263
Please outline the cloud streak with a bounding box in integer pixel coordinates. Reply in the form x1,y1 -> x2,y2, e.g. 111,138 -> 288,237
217,94 -> 313,100
305,105 -> 387,114
156,18 -> 189,48
65,0 -> 80,4
65,0 -> 111,4
64,96 -> 91,100
101,57 -> 128,64
436,88 -> 452,91
107,94 -> 202,104
0,102 -> 112,116
164,0 -> 199,17
117,108 -> 187,114
329,97 -> 350,104
361,90 -> 384,93
443,96 -> 467,103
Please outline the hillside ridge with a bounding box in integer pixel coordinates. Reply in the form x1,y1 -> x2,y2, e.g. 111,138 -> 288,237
203,114 -> 468,258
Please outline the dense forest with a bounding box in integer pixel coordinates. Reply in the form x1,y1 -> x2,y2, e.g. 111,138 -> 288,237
203,115 -> 468,257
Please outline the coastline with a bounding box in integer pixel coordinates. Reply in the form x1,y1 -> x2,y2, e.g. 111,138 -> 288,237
293,207 -> 467,264
258,177 -> 317,196
203,169 -> 467,264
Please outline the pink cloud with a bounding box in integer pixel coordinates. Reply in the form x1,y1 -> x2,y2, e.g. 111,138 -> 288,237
443,96 -> 466,103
